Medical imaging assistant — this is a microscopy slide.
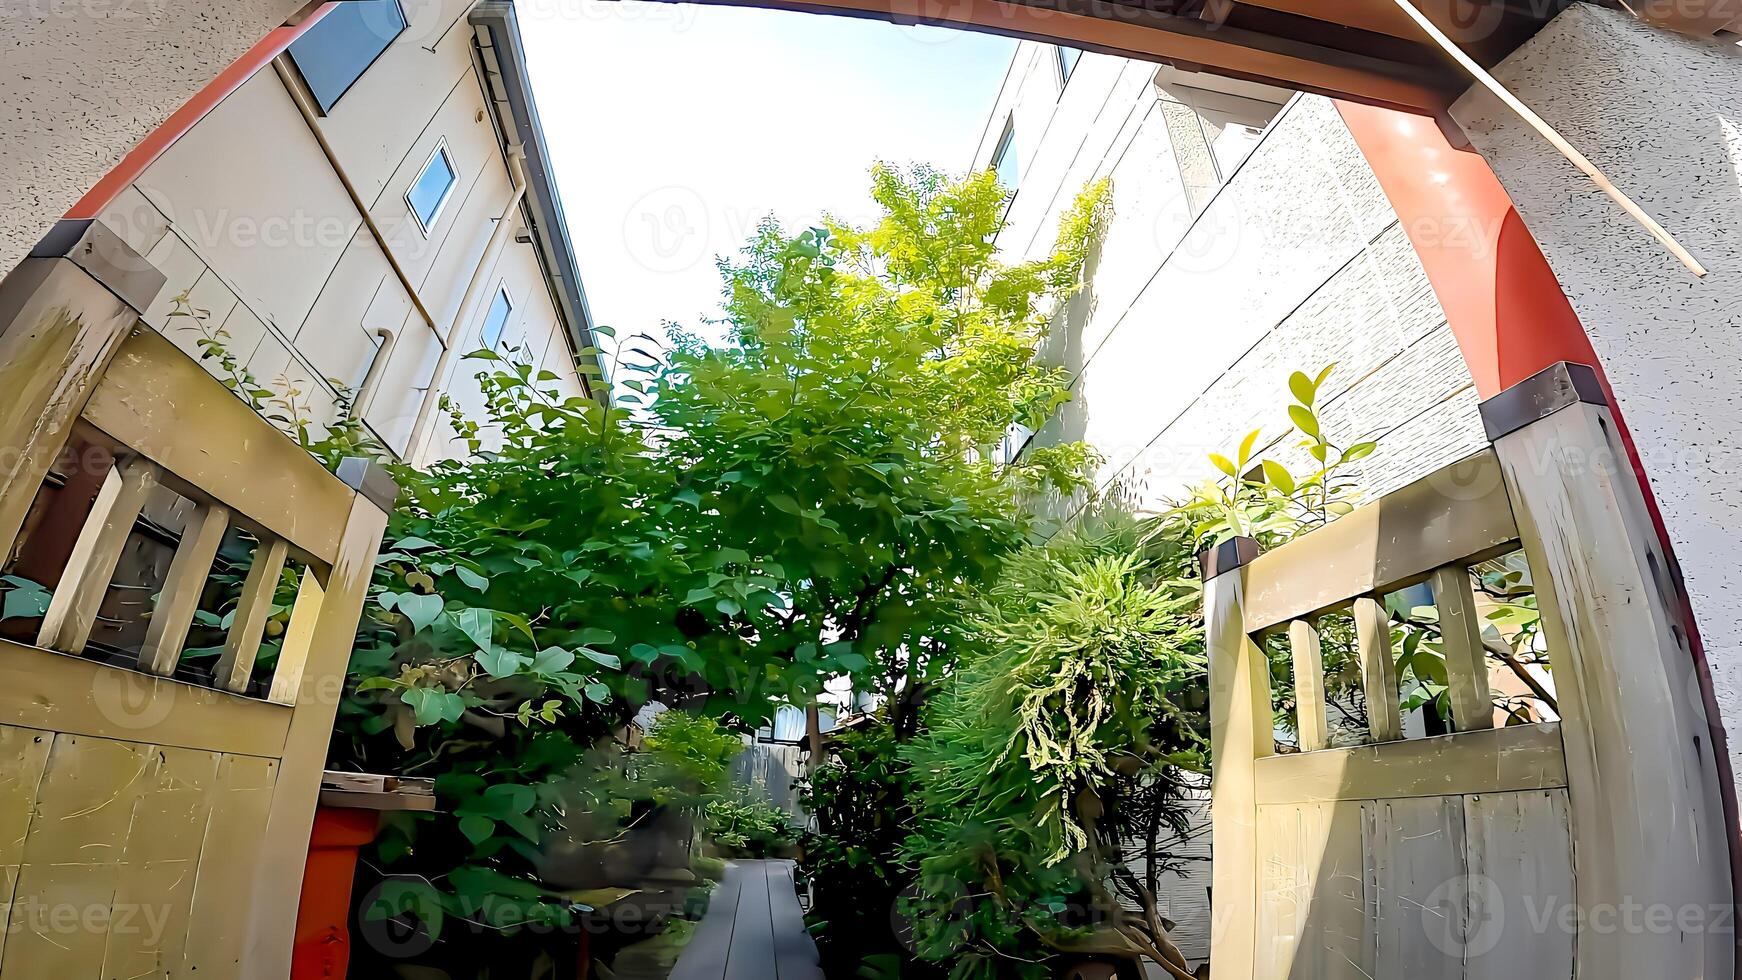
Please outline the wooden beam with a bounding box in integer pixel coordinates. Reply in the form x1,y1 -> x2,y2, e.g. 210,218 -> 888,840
36,457 -> 160,654
1494,395 -> 1735,980
80,327 -> 353,565
266,566 -> 325,707
0,260 -> 141,563
698,0 -> 1455,113
1203,545 -> 1270,980
215,536 -> 288,695
138,502 -> 231,677
1254,721 -> 1565,803
1429,564 -> 1493,732
1243,449 -> 1518,632
1354,595 -> 1402,742
1287,618 -> 1329,751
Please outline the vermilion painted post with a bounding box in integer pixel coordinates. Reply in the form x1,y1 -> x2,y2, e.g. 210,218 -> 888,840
1338,100 -> 1742,954
291,806 -> 379,980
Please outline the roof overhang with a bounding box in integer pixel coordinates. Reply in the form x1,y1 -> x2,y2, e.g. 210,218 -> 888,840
469,1 -> 606,400
660,0 -> 1597,116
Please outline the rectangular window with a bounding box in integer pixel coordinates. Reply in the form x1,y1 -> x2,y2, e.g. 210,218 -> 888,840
992,123 -> 1020,194
1156,73 -> 1288,215
286,0 -> 408,113
406,142 -> 459,236
479,287 -> 513,350
1056,46 -> 1082,86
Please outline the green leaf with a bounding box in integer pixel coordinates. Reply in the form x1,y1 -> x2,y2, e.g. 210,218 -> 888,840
583,683 -> 612,704
579,647 -> 621,670
591,325 -> 617,338
474,646 -> 526,679
1287,404 -> 1320,439
1261,460 -> 1296,495
673,489 -> 702,508
1207,453 -> 1237,478
398,593 -> 445,633
1342,440 -> 1378,463
402,687 -> 457,726
575,627 -> 616,646
1236,429 -> 1259,469
459,815 -> 496,846
533,647 -> 576,674
393,536 -> 440,552
1,579 -> 51,621
455,566 -> 490,593
454,608 -> 495,653
1288,370 -> 1316,408
716,598 -> 743,617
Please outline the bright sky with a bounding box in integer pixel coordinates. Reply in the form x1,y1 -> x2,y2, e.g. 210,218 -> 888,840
520,0 -> 1017,353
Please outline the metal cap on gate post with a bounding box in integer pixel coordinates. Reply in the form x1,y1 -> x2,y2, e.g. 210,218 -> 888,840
1199,535 -> 1260,580
336,457 -> 400,513
1478,361 -> 1607,442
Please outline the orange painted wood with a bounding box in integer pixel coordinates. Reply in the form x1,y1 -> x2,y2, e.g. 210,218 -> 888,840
290,806 -> 378,980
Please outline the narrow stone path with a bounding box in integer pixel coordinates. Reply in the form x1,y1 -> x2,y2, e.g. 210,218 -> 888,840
669,859 -> 825,980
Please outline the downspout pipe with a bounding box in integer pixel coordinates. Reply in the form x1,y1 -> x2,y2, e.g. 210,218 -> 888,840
405,150 -> 529,464
271,57 -> 441,341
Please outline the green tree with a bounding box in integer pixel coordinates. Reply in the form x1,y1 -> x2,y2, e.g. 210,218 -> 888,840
334,163 -> 1110,939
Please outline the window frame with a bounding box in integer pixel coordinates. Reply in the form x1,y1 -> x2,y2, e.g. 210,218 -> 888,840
478,283 -> 515,352
991,119 -> 1020,196
285,0 -> 408,114
1055,46 -> 1083,88
405,140 -> 460,238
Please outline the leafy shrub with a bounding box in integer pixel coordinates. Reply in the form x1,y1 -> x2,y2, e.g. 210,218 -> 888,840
705,792 -> 797,856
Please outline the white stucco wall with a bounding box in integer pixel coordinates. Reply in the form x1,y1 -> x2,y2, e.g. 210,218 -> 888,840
0,0 -> 302,277
1450,2 -> 1742,793
976,44 -> 1487,523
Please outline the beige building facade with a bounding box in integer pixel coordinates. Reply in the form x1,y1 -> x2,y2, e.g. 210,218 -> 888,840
80,0 -> 597,465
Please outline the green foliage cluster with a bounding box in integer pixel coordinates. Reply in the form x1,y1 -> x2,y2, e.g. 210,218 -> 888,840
326,164 -> 1111,938
704,792 -> 798,856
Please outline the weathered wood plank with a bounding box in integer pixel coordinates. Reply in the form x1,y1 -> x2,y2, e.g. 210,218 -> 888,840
1495,399 -> 1734,980
36,455 -> 159,653
266,566 -> 324,707
1206,558 -> 1272,980
1462,790 -> 1574,980
215,536 -> 288,695
1289,618 -> 1329,752
1429,564 -> 1493,733
99,746 -> 221,980
180,755 -> 277,980
1243,450 -> 1518,632
1364,796 -> 1465,980
0,637 -> 290,758
1255,802 -> 1370,980
0,734 -> 156,980
1253,722 -> 1567,805
0,728 -> 51,965
1353,596 -> 1401,743
139,501 -> 230,676
241,487 -> 390,976
0,260 -> 141,563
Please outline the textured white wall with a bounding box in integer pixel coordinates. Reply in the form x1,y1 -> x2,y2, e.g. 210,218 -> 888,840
0,0 -> 301,277
976,43 -> 1487,525
1451,3 -> 1742,793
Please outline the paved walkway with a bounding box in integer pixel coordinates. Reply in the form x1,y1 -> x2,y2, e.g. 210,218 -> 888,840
669,859 -> 825,980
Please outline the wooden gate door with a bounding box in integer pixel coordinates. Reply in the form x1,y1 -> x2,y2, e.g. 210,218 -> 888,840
1204,364 -> 1734,980
0,223 -> 394,978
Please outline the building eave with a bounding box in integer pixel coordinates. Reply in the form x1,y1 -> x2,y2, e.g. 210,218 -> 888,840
469,0 -> 606,401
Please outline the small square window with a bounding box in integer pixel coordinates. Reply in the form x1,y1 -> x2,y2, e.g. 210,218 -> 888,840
479,287 -> 513,350
992,123 -> 1019,194
407,143 -> 458,236
286,0 -> 408,113
1056,47 -> 1082,86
